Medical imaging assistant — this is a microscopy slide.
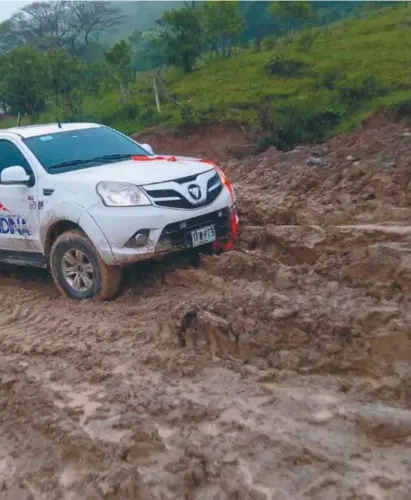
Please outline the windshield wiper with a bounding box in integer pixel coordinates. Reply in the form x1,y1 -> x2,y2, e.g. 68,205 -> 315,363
48,154 -> 142,170
90,153 -> 143,161
48,158 -> 99,170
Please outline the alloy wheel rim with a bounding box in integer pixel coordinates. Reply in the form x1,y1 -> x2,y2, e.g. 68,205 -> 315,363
61,249 -> 94,292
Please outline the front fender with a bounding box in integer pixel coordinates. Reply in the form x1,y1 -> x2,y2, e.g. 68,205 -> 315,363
40,202 -> 84,246
41,202 -> 116,266
78,211 -> 116,265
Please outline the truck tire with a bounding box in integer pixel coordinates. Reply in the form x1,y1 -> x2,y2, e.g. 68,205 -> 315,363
49,229 -> 122,301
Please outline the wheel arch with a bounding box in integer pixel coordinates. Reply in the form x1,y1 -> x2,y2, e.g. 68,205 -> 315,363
41,205 -> 116,265
43,220 -> 83,261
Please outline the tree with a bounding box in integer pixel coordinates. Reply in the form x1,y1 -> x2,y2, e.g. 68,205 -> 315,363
0,46 -> 47,118
70,1 -> 125,50
104,40 -> 134,102
156,6 -> 203,73
138,30 -> 169,71
0,1 -> 123,57
0,53 -> 6,112
128,28 -> 143,49
200,1 -> 244,59
0,19 -> 19,52
183,1 -> 197,9
269,1 -> 313,34
44,50 -> 89,119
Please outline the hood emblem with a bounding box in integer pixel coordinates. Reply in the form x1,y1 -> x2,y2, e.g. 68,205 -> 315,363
188,183 -> 202,201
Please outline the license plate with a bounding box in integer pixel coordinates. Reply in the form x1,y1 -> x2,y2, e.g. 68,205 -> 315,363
191,225 -> 216,247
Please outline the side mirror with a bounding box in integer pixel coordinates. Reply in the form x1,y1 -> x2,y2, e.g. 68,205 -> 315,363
141,143 -> 154,155
1,166 -> 31,185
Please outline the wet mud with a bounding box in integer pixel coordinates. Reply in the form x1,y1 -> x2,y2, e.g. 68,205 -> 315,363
1,123 -> 411,499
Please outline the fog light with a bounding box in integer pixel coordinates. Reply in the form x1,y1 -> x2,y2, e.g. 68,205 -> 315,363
135,232 -> 148,247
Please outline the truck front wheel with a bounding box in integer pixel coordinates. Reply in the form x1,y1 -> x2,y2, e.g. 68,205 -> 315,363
49,230 -> 122,301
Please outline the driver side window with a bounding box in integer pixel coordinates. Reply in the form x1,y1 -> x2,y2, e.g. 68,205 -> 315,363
0,140 -> 31,180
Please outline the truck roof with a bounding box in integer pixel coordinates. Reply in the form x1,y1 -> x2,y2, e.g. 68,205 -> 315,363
3,122 -> 101,139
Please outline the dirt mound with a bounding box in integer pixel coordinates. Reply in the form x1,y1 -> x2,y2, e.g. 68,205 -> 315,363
1,122 -> 411,499
132,123 -> 251,162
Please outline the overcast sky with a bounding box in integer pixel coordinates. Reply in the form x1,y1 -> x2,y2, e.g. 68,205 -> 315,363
0,1 -> 31,22
0,0 -> 181,23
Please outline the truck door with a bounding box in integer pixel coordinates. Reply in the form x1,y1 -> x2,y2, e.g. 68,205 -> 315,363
0,138 -> 42,256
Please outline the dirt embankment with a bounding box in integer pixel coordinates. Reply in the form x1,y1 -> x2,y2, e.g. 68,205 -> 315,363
132,123 -> 252,161
1,122 -> 411,499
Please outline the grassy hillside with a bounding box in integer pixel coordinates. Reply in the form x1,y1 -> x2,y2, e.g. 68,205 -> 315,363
94,4 -> 411,148
3,3 -> 411,150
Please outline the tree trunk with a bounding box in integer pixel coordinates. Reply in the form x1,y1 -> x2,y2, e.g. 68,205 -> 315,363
182,52 -> 192,73
255,27 -> 263,51
153,77 -> 161,113
120,83 -> 126,103
227,38 -> 232,58
221,37 -> 226,58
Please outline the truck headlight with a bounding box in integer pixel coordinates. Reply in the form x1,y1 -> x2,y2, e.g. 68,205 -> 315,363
96,181 -> 151,207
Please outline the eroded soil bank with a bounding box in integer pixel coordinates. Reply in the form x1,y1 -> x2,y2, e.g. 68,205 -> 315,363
1,123 -> 411,499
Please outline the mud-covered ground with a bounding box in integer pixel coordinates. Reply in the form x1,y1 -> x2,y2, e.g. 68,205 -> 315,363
1,123 -> 411,500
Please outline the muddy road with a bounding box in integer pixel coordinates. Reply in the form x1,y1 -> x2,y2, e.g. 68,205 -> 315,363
1,123 -> 411,500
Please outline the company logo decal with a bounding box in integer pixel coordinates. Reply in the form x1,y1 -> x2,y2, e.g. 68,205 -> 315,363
0,203 -> 32,236
187,184 -> 202,201
28,195 -> 36,210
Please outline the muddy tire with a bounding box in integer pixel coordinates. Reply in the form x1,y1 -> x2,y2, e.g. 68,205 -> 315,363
49,230 -> 122,301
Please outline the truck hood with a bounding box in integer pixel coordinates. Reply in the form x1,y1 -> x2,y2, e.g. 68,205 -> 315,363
52,157 -> 214,185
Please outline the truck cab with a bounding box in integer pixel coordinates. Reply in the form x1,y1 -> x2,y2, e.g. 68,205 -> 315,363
0,122 -> 238,300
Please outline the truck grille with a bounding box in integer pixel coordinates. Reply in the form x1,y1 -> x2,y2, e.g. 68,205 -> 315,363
144,172 -> 222,209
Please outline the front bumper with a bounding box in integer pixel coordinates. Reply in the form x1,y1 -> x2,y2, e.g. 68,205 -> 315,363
88,186 -> 237,265
155,206 -> 233,253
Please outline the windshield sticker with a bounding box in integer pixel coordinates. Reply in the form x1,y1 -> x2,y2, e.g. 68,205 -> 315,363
39,135 -> 53,142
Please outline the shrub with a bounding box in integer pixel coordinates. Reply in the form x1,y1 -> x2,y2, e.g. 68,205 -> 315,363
315,67 -> 343,91
337,73 -> 386,108
265,54 -> 309,77
179,103 -> 196,125
296,31 -> 317,52
261,35 -> 277,51
274,106 -> 343,150
256,98 -> 276,132
254,97 -> 346,151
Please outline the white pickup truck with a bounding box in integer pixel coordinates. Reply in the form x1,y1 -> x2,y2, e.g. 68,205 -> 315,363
0,122 -> 238,300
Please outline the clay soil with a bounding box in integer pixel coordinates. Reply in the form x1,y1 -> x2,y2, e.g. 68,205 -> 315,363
1,123 -> 411,500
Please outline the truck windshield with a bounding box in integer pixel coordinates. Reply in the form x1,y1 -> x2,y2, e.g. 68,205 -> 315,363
23,126 -> 152,173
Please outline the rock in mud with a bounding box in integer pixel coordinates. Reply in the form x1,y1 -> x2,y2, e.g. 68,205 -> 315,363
170,303 -> 238,356
269,349 -> 301,370
346,153 -> 360,162
308,409 -> 336,425
354,404 -> 411,439
307,155 -> 327,167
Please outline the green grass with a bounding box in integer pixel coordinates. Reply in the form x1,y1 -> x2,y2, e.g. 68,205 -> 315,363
3,3 -> 411,149
162,4 -> 411,139
0,115 -> 30,128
